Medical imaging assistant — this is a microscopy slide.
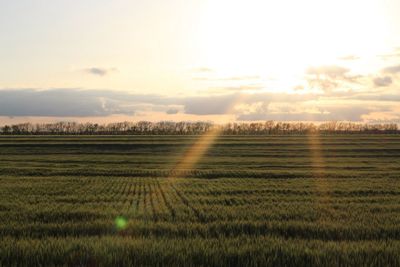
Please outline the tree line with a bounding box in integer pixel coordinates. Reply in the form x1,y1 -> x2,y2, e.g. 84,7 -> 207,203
0,121 -> 398,135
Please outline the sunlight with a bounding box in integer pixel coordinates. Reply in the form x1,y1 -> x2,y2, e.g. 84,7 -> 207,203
2,0 -> 400,265
171,127 -> 221,175
198,0 -> 388,90
307,131 -> 334,222
165,94 -> 246,181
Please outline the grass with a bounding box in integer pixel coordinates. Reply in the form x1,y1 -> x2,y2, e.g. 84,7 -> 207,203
0,135 -> 399,266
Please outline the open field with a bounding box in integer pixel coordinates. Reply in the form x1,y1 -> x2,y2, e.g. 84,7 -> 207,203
1,135 -> 400,266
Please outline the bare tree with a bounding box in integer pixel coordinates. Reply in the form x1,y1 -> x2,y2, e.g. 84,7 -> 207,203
1,121 -> 398,135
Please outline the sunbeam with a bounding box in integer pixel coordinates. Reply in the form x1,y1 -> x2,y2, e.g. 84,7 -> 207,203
307,131 -> 333,222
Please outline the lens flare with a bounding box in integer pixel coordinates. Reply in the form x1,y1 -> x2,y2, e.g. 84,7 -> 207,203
165,93 -> 245,182
115,216 -> 128,231
307,132 -> 333,221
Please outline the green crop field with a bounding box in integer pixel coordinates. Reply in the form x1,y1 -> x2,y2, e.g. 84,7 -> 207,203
1,135 -> 400,266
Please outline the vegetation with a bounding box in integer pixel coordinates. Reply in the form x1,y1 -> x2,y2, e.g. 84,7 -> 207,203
0,120 -> 398,135
0,135 -> 399,266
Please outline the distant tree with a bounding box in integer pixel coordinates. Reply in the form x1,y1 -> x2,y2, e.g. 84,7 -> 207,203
0,121 -> 398,135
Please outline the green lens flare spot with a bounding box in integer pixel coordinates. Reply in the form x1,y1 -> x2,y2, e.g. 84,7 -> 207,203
115,216 -> 128,230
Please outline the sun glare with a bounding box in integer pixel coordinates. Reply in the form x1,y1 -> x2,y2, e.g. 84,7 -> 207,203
198,0 -> 388,89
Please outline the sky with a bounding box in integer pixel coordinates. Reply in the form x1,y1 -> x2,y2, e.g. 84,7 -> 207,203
1,0 -> 400,125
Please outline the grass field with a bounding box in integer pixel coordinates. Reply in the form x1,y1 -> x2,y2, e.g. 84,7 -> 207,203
1,135 -> 400,266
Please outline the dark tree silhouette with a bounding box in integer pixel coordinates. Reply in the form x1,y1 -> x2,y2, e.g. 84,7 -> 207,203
0,121 -> 398,135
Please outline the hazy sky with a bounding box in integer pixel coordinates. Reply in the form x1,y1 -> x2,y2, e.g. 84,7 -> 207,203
1,0 -> 400,124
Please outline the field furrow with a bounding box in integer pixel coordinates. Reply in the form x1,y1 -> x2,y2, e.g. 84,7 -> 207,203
1,135 -> 399,266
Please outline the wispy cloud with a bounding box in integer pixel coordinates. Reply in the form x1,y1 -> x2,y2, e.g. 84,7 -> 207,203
84,67 -> 117,76
211,84 -> 265,92
338,55 -> 360,61
373,76 -> 393,87
305,65 -> 364,92
382,64 -> 400,74
306,65 -> 350,78
237,106 -> 371,122
191,67 -> 213,73
378,52 -> 400,60
194,75 -> 261,81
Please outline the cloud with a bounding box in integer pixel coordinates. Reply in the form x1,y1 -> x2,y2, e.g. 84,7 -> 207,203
191,67 -> 213,73
306,65 -> 350,78
305,65 -> 363,92
378,52 -> 400,60
183,94 -> 238,115
0,88 -> 398,123
338,55 -> 360,61
382,64 -> 400,74
0,89 -> 243,117
307,78 -> 339,92
194,75 -> 261,81
373,76 -> 393,87
207,75 -> 261,81
166,108 -> 179,114
0,89 -> 139,117
216,84 -> 265,92
84,67 -> 116,76
362,110 -> 400,124
237,106 -> 372,122
347,93 -> 400,102
192,77 -> 210,81
182,92 -> 317,115
293,85 -> 305,91
0,89 -> 184,117
221,76 -> 261,81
